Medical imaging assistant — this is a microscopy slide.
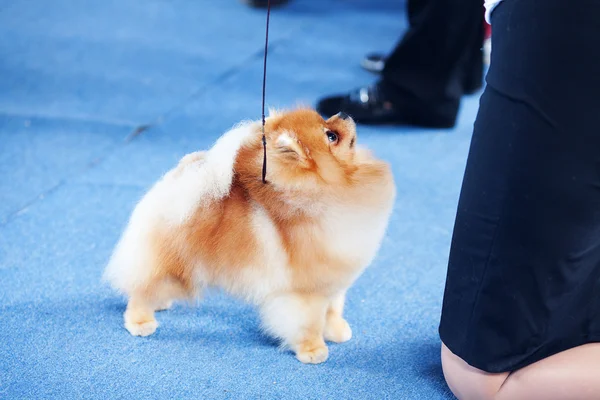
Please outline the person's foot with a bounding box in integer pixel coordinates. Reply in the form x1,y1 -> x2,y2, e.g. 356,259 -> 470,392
316,82 -> 459,128
241,0 -> 290,7
360,53 -> 483,95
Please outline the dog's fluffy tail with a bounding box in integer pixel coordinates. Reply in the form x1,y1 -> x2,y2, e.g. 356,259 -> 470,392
102,120 -> 259,294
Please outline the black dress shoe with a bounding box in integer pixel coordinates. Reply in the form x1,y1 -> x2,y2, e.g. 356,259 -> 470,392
360,53 -> 483,95
241,0 -> 290,7
316,83 -> 459,128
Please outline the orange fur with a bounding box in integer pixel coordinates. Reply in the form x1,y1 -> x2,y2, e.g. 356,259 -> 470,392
105,108 -> 396,363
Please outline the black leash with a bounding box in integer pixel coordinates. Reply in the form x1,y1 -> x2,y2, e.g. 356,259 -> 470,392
261,0 -> 271,184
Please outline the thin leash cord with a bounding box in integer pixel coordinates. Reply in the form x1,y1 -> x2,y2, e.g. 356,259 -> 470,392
261,0 -> 271,184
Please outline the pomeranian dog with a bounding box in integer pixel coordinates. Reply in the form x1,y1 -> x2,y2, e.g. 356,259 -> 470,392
104,108 -> 395,364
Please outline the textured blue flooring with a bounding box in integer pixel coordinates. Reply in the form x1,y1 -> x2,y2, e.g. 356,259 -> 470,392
0,1 -> 482,398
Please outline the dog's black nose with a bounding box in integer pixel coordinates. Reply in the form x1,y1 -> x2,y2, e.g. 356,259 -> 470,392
337,111 -> 350,120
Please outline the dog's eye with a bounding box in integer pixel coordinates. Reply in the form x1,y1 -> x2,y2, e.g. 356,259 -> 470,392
326,130 -> 338,143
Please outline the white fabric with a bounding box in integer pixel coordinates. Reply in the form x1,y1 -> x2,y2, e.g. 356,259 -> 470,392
484,0 -> 503,24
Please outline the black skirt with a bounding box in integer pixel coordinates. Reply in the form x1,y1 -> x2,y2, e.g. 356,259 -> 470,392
439,0 -> 600,373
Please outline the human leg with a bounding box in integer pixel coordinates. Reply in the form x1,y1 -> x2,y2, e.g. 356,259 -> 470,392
317,0 -> 484,127
442,342 -> 600,400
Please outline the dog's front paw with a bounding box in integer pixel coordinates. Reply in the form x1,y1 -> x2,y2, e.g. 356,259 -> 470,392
124,318 -> 158,337
324,316 -> 352,343
296,343 -> 329,364
124,310 -> 158,336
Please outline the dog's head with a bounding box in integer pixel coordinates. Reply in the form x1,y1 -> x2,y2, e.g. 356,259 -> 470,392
262,108 -> 359,189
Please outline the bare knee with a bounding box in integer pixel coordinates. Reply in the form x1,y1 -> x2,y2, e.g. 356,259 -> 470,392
441,342 -> 509,400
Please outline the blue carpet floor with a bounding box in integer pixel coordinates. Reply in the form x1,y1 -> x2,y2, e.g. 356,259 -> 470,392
0,1 -> 483,398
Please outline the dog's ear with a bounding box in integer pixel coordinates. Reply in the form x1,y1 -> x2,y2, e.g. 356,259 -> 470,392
273,130 -> 309,161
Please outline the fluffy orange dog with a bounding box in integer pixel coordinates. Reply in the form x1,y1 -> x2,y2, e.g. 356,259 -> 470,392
104,108 -> 395,364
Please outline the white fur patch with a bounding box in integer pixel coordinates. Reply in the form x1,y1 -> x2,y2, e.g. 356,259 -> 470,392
208,202 -> 290,303
260,293 -> 307,344
248,203 -> 290,298
276,131 -> 296,147
268,107 -> 283,118
322,200 -> 395,271
102,220 -> 155,293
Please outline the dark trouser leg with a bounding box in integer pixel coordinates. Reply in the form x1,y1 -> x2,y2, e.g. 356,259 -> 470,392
316,0 -> 483,127
382,0 -> 483,106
